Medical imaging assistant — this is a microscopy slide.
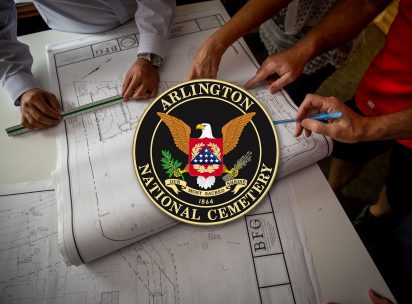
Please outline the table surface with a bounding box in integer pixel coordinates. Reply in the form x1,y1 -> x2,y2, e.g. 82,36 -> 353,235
0,20 -> 395,304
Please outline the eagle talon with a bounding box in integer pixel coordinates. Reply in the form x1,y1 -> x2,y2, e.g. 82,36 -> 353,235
224,168 -> 239,177
173,168 -> 186,177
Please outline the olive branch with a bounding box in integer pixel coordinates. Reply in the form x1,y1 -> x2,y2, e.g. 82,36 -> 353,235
161,150 -> 184,180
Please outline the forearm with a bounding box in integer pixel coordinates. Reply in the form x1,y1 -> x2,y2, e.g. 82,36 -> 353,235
292,0 -> 391,63
362,107 -> 412,141
135,0 -> 175,58
0,0 -> 39,104
207,0 -> 291,52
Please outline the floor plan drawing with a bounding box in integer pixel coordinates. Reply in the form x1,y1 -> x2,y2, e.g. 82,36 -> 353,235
46,1 -> 332,267
74,80 -> 140,141
0,183 -> 123,304
0,180 -> 318,303
118,240 -> 179,304
72,80 -> 181,142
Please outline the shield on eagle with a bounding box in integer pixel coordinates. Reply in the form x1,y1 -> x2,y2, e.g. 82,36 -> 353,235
189,138 -> 223,177
156,112 -> 256,189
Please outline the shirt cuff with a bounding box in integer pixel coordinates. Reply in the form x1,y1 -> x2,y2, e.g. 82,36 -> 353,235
3,72 -> 40,106
138,33 -> 168,59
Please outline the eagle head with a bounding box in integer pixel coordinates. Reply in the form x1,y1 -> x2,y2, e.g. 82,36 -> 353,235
196,123 -> 215,139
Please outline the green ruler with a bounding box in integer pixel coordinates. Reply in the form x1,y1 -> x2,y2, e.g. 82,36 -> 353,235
6,95 -> 123,137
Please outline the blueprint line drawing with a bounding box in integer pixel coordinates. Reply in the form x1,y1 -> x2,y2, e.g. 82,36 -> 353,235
53,14 -> 225,69
72,80 -> 180,142
45,0 -> 330,273
0,180 -> 318,303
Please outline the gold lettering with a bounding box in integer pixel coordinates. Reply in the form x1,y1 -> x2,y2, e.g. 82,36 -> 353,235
180,207 -> 190,219
227,202 -> 241,216
231,91 -> 242,103
245,191 -> 256,200
169,201 -> 182,214
251,182 -> 264,194
191,208 -> 201,220
257,173 -> 270,185
221,86 -> 232,98
142,177 -> 153,187
190,84 -> 198,96
238,197 -> 250,209
240,96 -> 254,111
208,209 -> 217,221
153,189 -> 165,200
168,90 -> 181,104
148,182 -> 160,193
198,83 -> 209,95
261,163 -> 273,173
138,163 -> 152,175
218,207 -> 228,219
179,87 -> 192,99
210,83 -> 220,95
161,98 -> 172,111
161,195 -> 172,207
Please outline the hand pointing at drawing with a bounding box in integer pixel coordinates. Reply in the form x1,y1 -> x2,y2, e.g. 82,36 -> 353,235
244,47 -> 307,93
121,58 -> 160,101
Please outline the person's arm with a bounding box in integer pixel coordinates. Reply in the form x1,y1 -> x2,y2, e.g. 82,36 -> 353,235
245,0 -> 391,92
121,0 -> 175,100
0,0 -> 61,128
294,94 -> 412,143
188,0 -> 291,79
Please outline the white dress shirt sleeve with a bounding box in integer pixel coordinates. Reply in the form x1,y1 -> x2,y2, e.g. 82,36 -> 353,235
0,0 -> 40,105
135,0 -> 175,59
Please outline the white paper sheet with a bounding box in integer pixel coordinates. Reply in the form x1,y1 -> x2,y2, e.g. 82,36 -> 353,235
46,1 -> 331,265
0,180 -> 319,303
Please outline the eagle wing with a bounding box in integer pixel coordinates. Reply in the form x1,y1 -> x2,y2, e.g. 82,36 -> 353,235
222,112 -> 256,155
157,112 -> 191,155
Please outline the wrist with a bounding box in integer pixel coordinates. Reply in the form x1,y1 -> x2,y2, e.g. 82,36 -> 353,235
356,116 -> 380,142
20,88 -> 41,99
287,43 -> 314,70
206,34 -> 230,56
292,37 -> 320,64
137,52 -> 162,68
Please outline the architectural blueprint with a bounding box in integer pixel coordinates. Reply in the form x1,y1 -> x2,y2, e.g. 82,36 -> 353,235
0,180 -> 318,304
45,1 -> 331,265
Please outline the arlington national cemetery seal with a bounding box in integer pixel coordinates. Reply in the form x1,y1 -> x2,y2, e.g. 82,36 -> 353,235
133,79 -> 279,225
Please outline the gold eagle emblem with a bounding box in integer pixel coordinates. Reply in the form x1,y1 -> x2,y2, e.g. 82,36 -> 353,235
157,112 -> 255,189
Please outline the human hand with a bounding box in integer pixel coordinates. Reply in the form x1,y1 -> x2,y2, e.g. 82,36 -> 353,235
244,47 -> 306,93
327,289 -> 393,304
189,38 -> 225,79
20,88 -> 61,129
294,94 -> 367,143
121,58 -> 159,100
368,289 -> 393,304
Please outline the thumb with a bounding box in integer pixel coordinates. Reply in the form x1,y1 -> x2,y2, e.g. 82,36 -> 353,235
301,118 -> 329,136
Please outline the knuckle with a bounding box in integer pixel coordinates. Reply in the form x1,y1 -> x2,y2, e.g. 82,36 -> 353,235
283,75 -> 292,83
26,115 -> 34,124
330,96 -> 340,104
32,112 -> 41,120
